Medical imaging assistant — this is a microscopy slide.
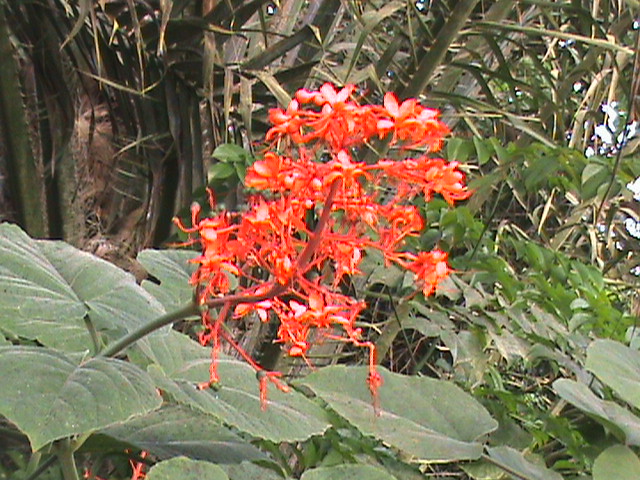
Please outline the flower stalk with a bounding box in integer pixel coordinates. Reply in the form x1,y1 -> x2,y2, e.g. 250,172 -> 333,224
98,301 -> 201,358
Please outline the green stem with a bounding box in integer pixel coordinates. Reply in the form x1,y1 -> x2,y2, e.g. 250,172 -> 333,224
25,455 -> 57,480
99,301 -> 201,358
83,315 -> 102,355
25,452 -> 42,476
295,179 -> 340,271
480,453 -> 528,480
55,440 -> 80,480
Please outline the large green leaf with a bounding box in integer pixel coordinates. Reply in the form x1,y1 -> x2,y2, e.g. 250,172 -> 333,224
37,240 -> 167,334
0,346 -> 161,450
102,405 -> 266,464
0,224 -> 168,352
146,457 -> 228,480
554,379 -> 640,446
299,366 -> 497,462
592,445 -> 640,480
0,223 -> 89,351
586,339 -> 640,409
137,249 -> 198,311
142,330 -> 331,442
300,464 -> 398,480
485,446 -> 564,480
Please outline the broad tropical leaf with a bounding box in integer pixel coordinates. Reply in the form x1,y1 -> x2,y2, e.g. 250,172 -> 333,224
586,339 -> 640,409
0,346 -> 161,451
299,366 -> 497,462
142,330 -> 331,442
103,405 -> 266,464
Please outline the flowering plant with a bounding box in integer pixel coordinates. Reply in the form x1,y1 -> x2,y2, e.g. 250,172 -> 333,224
175,83 -> 471,410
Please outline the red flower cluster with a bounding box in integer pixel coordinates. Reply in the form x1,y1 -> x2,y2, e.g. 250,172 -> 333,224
175,83 -> 471,410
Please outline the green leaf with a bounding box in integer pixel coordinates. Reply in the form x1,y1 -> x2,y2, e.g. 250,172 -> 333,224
137,249 -> 198,311
221,461 -> 287,480
0,346 -> 161,451
0,224 -> 168,352
299,366 -> 497,462
0,223 -> 90,351
554,379 -> 640,446
36,240 -> 166,335
300,464 -> 398,480
142,331 -> 331,442
473,137 -> 493,165
447,138 -> 475,163
485,446 -> 564,480
592,445 -> 640,480
580,161 -> 609,199
103,405 -> 266,463
146,457 -> 228,480
586,339 -> 640,409
208,162 -> 237,181
212,143 -> 253,164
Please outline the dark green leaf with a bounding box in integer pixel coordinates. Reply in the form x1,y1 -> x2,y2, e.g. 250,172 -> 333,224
212,144 -> 253,164
580,161 -> 610,199
209,162 -> 238,181
554,379 -> 640,446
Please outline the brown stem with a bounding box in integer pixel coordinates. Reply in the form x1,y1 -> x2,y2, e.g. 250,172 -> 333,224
294,178 -> 341,271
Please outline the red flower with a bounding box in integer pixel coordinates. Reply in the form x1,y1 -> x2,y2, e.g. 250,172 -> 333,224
266,99 -> 305,142
407,250 -> 451,296
377,92 -> 450,150
176,83 -> 470,412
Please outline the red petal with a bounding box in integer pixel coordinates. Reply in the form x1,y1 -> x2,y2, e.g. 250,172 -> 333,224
383,92 -> 400,117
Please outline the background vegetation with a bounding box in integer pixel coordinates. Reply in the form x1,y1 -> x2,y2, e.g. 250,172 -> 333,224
0,0 -> 639,479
